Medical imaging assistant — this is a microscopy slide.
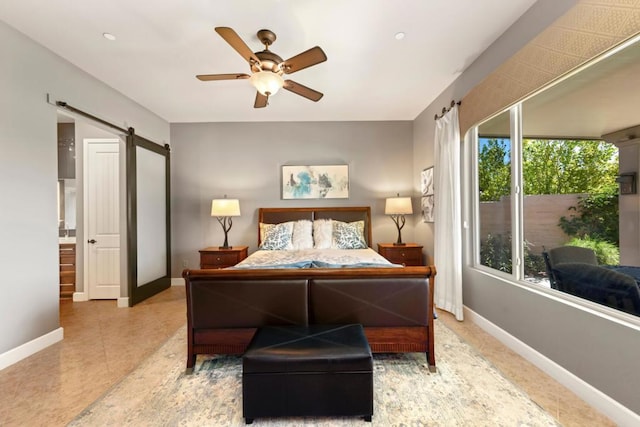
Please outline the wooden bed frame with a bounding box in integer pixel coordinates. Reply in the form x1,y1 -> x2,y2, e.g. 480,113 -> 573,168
183,206 -> 437,371
258,206 -> 374,246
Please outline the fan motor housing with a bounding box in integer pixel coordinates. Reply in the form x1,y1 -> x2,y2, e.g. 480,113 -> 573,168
252,50 -> 284,74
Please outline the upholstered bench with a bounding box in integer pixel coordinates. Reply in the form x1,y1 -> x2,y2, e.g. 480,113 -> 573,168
242,324 -> 373,424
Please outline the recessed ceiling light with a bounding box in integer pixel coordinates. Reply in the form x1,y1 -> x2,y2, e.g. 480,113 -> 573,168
394,32 -> 405,40
102,32 -> 116,41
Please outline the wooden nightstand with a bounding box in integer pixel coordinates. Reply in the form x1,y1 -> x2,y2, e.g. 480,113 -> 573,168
377,243 -> 424,266
199,246 -> 248,269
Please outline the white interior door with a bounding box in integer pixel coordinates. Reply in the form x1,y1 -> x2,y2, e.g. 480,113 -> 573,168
86,139 -> 120,299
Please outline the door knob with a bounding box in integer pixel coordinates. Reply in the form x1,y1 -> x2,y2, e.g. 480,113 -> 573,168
88,239 -> 97,244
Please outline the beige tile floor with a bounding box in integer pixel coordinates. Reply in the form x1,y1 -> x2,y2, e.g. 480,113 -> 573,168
0,286 -> 186,426
0,287 -> 614,426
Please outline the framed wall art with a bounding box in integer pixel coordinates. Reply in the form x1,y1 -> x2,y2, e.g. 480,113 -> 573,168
421,195 -> 434,223
282,165 -> 349,199
421,166 -> 434,196
421,166 -> 434,222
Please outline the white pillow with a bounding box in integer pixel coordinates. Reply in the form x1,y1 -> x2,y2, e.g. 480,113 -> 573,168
259,222 -> 275,243
332,220 -> 367,249
313,219 -> 333,249
259,222 -> 294,250
291,220 -> 313,249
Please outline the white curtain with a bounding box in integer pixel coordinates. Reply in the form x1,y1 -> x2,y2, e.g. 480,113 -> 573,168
434,105 -> 463,320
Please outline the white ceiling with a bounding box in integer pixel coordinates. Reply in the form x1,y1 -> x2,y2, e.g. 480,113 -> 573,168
0,0 -> 539,123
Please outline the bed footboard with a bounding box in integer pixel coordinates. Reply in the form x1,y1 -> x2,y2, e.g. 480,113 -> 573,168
183,266 -> 436,372
309,276 -> 435,370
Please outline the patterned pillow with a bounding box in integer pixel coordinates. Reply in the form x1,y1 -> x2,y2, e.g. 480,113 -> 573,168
332,220 -> 367,249
259,222 -> 275,243
291,220 -> 313,250
259,222 -> 294,250
313,219 -> 333,249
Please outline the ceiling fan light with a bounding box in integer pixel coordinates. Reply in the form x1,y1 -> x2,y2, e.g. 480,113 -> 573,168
250,71 -> 284,96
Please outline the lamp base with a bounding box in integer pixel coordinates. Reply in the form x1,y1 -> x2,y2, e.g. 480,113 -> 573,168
393,242 -> 407,246
219,245 -> 233,249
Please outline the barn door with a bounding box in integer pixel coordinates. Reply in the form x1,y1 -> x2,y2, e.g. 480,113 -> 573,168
126,129 -> 171,306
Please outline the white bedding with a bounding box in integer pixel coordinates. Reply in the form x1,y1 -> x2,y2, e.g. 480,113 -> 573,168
232,248 -> 402,269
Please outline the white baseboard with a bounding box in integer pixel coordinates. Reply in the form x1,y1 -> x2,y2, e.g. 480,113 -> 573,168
73,292 -> 88,302
0,327 -> 64,371
75,292 -> 126,307
171,277 -> 185,286
464,306 -> 640,426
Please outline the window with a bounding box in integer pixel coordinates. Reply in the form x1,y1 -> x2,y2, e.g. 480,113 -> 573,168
470,37 -> 640,319
521,136 -> 619,286
477,110 -> 513,275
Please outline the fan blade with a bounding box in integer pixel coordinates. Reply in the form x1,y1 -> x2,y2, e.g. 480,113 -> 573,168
282,46 -> 327,74
283,80 -> 323,102
196,73 -> 250,81
254,92 -> 268,108
214,27 -> 261,66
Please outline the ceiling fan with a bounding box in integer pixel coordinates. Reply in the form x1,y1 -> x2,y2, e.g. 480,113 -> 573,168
197,27 -> 327,108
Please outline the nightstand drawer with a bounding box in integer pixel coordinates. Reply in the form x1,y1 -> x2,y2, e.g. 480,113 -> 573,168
199,246 -> 248,269
377,243 -> 424,266
201,252 -> 239,267
385,250 -> 422,265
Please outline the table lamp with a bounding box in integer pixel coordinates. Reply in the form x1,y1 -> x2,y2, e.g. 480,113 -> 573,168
211,196 -> 241,249
385,194 -> 413,246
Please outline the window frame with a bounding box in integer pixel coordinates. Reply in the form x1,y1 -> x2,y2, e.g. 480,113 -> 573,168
468,105 -> 640,327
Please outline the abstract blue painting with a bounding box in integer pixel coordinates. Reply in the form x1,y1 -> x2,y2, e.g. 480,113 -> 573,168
282,165 -> 349,199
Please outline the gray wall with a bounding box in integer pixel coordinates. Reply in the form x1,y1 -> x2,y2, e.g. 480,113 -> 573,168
412,0 -> 640,416
170,121 -> 414,276
0,19 -> 169,356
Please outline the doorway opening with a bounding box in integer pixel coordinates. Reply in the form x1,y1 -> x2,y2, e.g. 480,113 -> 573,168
56,112 -> 126,305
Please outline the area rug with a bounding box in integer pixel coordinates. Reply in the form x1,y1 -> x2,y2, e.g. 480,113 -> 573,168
70,321 -> 560,426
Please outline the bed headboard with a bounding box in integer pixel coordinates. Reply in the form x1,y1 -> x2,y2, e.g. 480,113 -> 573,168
258,206 -> 372,247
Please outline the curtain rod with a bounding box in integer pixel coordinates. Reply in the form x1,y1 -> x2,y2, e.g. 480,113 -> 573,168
434,100 -> 461,120
55,100 -> 132,134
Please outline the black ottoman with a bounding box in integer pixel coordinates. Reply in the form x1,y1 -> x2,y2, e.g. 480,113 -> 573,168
242,324 -> 373,424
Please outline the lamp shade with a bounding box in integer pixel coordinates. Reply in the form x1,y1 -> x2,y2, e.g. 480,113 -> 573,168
250,71 -> 284,96
211,198 -> 241,217
385,197 -> 413,215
